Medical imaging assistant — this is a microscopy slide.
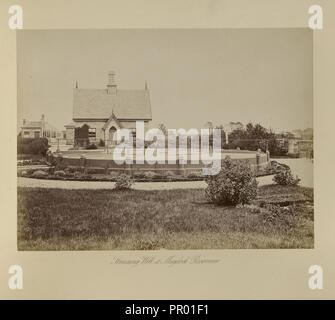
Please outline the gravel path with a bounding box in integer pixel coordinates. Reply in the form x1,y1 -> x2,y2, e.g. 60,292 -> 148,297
17,175 -> 275,190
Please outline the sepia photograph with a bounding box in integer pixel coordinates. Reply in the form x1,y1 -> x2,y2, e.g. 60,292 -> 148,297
2,0 -> 335,303
16,29 -> 314,251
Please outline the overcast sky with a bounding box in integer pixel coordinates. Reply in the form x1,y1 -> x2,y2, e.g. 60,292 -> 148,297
17,28 -> 313,132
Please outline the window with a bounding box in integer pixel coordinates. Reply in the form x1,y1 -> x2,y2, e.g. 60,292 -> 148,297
89,128 -> 96,138
23,131 -> 30,136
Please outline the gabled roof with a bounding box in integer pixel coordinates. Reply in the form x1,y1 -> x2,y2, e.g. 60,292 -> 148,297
73,89 -> 152,120
64,122 -> 76,128
22,121 -> 58,131
22,121 -> 43,128
102,112 -> 122,130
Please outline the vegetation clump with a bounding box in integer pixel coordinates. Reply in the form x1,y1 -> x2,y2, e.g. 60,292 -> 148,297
115,174 -> 134,190
205,156 -> 258,206
273,169 -> 300,186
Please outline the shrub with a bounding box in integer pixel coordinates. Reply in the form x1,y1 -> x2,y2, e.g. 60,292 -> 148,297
54,170 -> 66,177
73,171 -> 83,178
86,143 -> 98,150
273,169 -> 300,186
152,172 -> 168,180
32,170 -> 48,178
72,172 -> 93,180
133,171 -> 146,179
47,153 -> 58,167
205,156 -> 258,206
54,156 -> 67,171
17,137 -> 50,155
30,139 -> 49,155
115,174 -> 134,190
98,139 -> 105,147
165,171 -> 175,181
187,171 -> 203,179
17,160 -> 32,166
81,174 -> 93,180
85,168 -> 105,174
144,171 -> 156,180
65,167 -> 83,174
109,171 -> 119,178
64,172 -> 75,178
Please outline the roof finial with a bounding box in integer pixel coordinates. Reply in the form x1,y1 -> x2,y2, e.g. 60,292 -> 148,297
75,80 -> 78,89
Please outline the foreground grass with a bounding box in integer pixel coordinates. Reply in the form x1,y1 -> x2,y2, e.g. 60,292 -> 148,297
17,185 -> 314,250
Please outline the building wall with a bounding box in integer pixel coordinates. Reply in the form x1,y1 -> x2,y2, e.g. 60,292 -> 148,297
22,128 -> 42,138
288,139 -> 299,155
72,120 -> 106,142
22,128 -> 58,140
65,127 -> 75,145
69,119 -> 151,145
118,120 -> 150,131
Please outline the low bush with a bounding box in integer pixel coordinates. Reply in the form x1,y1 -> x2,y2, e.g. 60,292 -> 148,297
54,156 -> 67,171
54,170 -> 66,177
165,171 -> 175,181
71,172 -> 93,180
20,170 -> 28,176
205,156 -> 258,206
152,172 -> 168,180
73,171 -> 83,179
115,174 -> 134,190
85,168 -> 105,174
133,171 -> 146,179
65,167 -> 83,174
32,170 -> 48,178
273,169 -> 300,186
80,174 -> 93,180
187,171 -> 203,179
18,159 -> 47,166
260,203 -> 301,228
144,171 -> 156,180
85,144 -> 98,150
64,172 -> 75,178
109,171 -> 120,179
17,137 -> 50,156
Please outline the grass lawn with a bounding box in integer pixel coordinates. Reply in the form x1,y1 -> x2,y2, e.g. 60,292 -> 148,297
17,185 -> 314,250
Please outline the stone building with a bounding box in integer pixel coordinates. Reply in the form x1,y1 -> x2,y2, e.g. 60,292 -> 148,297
65,71 -> 152,145
20,114 -> 58,141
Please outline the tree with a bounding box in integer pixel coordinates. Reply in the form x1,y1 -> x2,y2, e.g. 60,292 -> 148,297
215,125 -> 226,149
204,122 -> 213,129
74,124 -> 89,147
227,122 -> 288,156
157,123 -> 168,136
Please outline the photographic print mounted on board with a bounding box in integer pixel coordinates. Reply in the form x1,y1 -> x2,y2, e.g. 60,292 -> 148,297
17,29 -> 313,251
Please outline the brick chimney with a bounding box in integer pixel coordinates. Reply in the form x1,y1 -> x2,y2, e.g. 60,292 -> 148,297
107,71 -> 117,95
22,119 -> 26,126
